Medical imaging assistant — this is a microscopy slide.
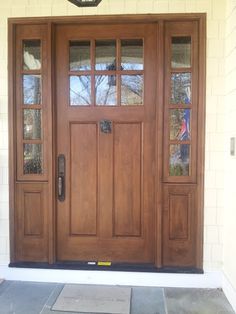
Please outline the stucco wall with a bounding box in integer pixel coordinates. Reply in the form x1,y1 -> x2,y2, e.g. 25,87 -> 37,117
0,0 -> 226,272
223,0 -> 236,291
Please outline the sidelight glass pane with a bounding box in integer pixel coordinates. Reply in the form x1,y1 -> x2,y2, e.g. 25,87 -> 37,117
95,75 -> 116,106
24,143 -> 42,174
23,109 -> 41,140
23,40 -> 41,70
170,109 -> 191,141
171,73 -> 191,105
121,75 -> 143,105
121,39 -> 143,70
70,41 -> 91,71
169,144 -> 190,176
95,40 -> 116,70
23,75 -> 42,105
171,36 -> 191,68
70,75 -> 91,106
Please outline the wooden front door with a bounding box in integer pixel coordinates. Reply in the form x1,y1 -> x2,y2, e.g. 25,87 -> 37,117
55,23 -> 157,263
10,15 -> 205,270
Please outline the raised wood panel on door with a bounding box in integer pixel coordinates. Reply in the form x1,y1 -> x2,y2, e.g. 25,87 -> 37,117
70,123 -> 98,236
56,23 -> 157,263
114,122 -> 142,237
15,183 -> 48,261
162,184 -> 197,267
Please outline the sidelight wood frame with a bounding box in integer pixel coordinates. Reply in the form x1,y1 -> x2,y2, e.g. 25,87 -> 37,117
8,13 -> 206,270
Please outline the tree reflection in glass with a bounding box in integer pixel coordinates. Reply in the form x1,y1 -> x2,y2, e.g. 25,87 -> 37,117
24,109 -> 41,140
171,73 -> 191,105
96,75 -> 116,106
23,144 -> 42,174
169,144 -> 190,176
121,75 -> 143,105
70,75 -> 91,106
23,75 -> 41,105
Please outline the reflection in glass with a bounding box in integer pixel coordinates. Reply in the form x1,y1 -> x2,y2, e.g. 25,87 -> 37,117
23,40 -> 41,70
96,75 -> 116,106
171,37 -> 191,68
24,109 -> 41,140
70,76 -> 91,106
24,144 -> 42,174
121,75 -> 143,105
170,109 -> 191,140
23,75 -> 41,104
70,41 -> 91,71
169,144 -> 190,176
121,39 -> 143,70
171,73 -> 191,104
95,40 -> 116,70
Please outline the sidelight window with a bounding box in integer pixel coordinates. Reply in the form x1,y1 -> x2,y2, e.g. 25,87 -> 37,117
22,40 -> 43,175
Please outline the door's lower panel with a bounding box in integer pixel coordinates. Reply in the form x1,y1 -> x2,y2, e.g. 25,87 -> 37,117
15,183 -> 49,262
162,184 -> 198,267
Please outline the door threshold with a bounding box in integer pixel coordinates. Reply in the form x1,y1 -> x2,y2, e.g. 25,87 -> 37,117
9,262 -> 203,274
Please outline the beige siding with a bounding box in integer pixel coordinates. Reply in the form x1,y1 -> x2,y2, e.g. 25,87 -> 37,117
223,0 -> 236,291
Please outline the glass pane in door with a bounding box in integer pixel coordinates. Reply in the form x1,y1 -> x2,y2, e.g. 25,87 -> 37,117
70,75 -> 91,106
95,40 -> 116,70
171,36 -> 191,68
121,39 -> 143,70
95,75 -> 117,106
70,41 -> 91,71
23,109 -> 42,140
170,109 -> 191,140
121,75 -> 143,105
23,143 -> 42,174
23,40 -> 41,70
23,75 -> 42,105
171,73 -> 191,105
169,144 -> 190,176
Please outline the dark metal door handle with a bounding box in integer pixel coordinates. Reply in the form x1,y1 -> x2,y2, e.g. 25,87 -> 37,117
58,154 -> 65,201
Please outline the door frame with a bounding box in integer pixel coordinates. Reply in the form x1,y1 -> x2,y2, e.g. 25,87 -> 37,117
8,13 -> 206,271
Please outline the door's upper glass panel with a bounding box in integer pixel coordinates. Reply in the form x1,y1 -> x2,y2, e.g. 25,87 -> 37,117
95,40 -> 116,71
23,143 -> 42,174
171,73 -> 191,105
121,75 -> 143,105
96,75 -> 116,106
23,40 -> 41,70
171,37 -> 191,68
170,109 -> 191,141
23,109 -> 41,140
70,41 -> 91,71
70,75 -> 91,106
121,39 -> 143,70
169,144 -> 190,176
23,75 -> 42,105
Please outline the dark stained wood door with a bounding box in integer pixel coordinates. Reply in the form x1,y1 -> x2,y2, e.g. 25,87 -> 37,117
55,23 -> 157,263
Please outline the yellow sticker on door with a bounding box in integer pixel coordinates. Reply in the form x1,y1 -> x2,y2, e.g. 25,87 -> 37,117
97,261 -> 112,266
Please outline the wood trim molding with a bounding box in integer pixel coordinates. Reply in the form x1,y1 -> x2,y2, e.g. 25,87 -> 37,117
8,13 -> 206,26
